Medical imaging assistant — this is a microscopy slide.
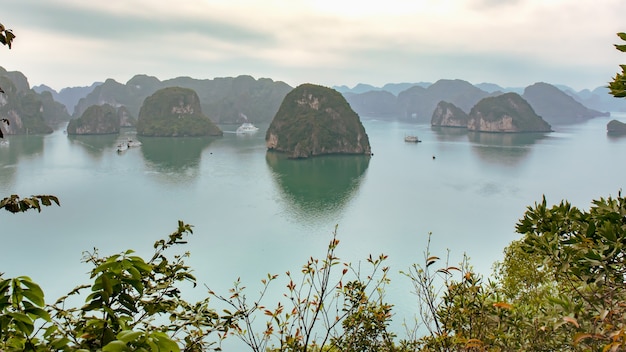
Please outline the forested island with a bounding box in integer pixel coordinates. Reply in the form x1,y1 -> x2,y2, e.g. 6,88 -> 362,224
265,84 -> 371,158
136,87 -> 223,137
0,65 -> 622,139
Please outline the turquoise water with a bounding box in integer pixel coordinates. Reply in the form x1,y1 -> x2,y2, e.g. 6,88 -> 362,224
2,115 -> 626,340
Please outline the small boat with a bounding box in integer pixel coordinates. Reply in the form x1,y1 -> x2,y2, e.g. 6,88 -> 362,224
127,139 -> 142,148
236,122 -> 259,134
0,140 -> 9,147
116,143 -> 128,153
404,135 -> 421,143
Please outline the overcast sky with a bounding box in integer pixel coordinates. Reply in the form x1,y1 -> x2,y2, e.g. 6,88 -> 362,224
2,0 -> 625,92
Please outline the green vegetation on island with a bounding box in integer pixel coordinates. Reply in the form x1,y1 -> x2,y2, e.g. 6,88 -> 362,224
136,87 -> 222,137
266,83 -> 371,158
66,104 -> 120,135
468,92 -> 552,132
73,74 -> 292,125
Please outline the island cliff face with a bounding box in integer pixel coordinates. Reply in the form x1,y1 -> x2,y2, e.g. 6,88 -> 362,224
468,93 -> 552,132
66,104 -> 119,135
266,84 -> 371,159
136,87 -> 222,137
431,101 -> 468,127
0,75 -> 53,135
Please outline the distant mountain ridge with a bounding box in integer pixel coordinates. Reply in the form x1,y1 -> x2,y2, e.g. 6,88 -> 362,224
2,63 -> 625,136
340,79 -> 616,125
71,74 -> 292,125
33,82 -> 102,115
522,82 -> 608,125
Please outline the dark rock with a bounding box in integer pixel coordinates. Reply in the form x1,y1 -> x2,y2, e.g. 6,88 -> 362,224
607,119 -> 626,136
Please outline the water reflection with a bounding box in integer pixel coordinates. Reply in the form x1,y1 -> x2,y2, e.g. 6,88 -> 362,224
431,126 -> 468,142
0,135 -> 45,191
266,152 -> 370,222
141,137 -> 216,175
67,134 -> 118,158
468,131 -> 548,164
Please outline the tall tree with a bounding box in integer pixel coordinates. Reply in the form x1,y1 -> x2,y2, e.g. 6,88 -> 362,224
609,32 -> 626,98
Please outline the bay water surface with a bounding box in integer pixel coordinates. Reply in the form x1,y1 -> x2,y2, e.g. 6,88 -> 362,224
1,115 -> 626,341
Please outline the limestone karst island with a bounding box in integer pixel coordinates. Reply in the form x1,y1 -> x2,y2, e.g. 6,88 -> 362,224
136,87 -> 223,137
265,83 -> 371,159
431,92 -> 552,133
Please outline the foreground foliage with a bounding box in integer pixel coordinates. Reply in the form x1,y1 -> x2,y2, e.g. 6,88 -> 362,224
1,222 -> 226,351
210,226 -> 395,352
609,32 -> 626,98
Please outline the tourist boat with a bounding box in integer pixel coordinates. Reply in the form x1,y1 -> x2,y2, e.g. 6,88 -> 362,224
116,143 -> 128,153
127,139 -> 142,148
236,122 -> 260,134
404,135 -> 421,143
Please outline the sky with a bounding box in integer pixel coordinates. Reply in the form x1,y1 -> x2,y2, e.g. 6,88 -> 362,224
2,0 -> 625,92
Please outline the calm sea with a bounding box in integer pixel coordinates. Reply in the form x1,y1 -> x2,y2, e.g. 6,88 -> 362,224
2,115 -> 626,340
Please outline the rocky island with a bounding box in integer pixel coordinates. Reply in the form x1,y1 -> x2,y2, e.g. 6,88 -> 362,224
467,93 -> 552,133
607,119 -> 626,136
265,84 -> 371,159
66,104 -> 119,135
431,101 -> 469,127
136,87 -> 222,137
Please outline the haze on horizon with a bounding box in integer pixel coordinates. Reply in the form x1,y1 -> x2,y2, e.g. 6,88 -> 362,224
3,0 -> 625,92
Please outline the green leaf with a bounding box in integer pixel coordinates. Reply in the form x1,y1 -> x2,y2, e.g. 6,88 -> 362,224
117,330 -> 143,343
21,279 -> 46,307
8,311 -> 33,324
50,337 -> 71,349
24,306 -> 51,321
102,340 -> 128,352
150,331 -> 180,352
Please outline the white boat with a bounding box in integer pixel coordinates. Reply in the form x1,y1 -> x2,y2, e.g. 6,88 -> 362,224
236,122 -> 259,134
127,139 -> 142,148
404,135 -> 421,143
116,143 -> 128,153
0,140 -> 9,147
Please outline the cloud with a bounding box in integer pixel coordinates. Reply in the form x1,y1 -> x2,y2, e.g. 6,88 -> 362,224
3,0 -> 626,90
